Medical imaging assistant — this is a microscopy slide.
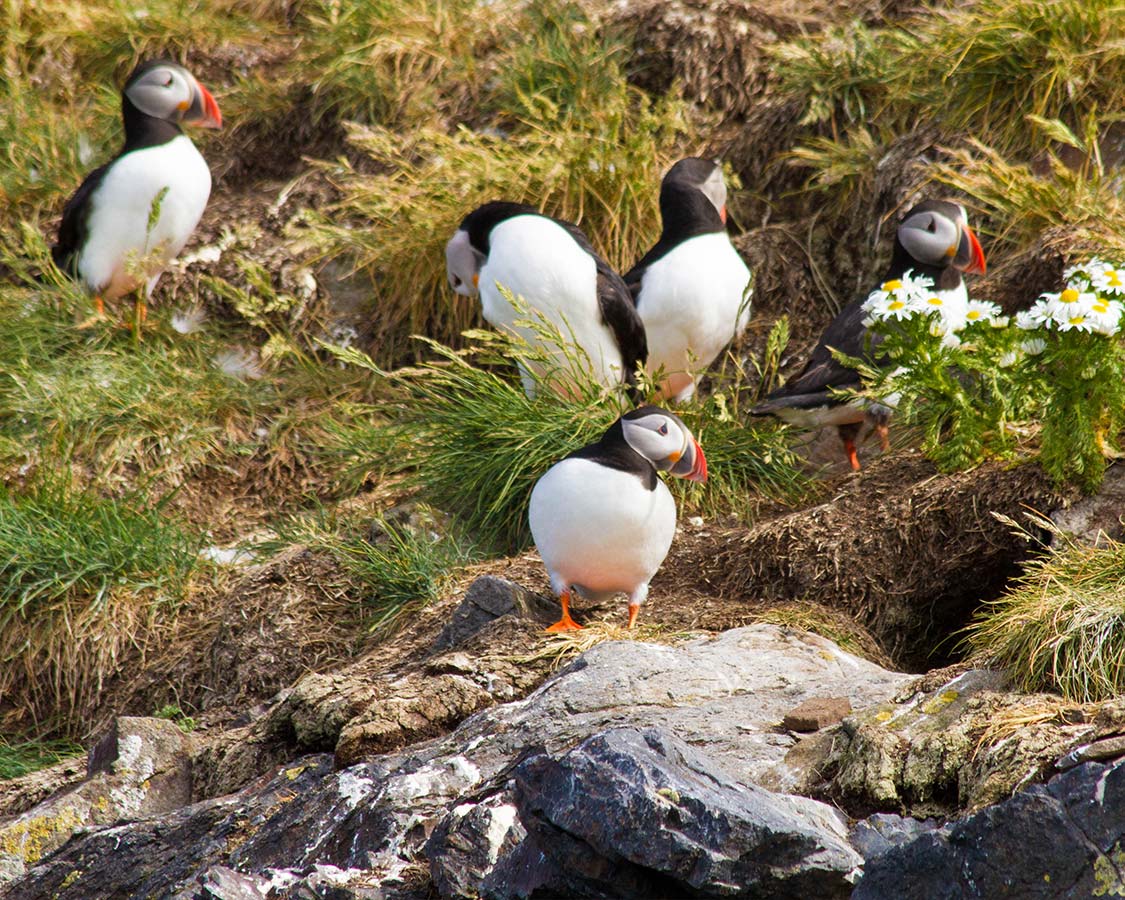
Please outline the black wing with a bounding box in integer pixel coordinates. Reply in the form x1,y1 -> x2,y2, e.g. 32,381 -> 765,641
596,258 -> 648,384
623,240 -> 671,303
753,298 -> 879,412
552,218 -> 648,384
51,162 -> 111,279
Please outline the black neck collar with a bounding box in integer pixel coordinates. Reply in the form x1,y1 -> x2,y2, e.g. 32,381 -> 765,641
122,97 -> 184,153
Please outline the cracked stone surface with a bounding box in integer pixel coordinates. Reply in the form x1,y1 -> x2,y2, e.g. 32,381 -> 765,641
854,758 -> 1125,899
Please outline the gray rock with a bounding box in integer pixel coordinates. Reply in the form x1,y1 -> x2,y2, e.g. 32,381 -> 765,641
849,813 -> 937,861
4,626 -> 907,899
430,575 -> 557,651
479,727 -> 861,899
854,759 -> 1125,899
1050,462 -> 1125,545
0,716 -> 192,883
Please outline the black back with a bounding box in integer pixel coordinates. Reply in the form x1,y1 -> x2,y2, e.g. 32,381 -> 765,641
624,159 -> 727,296
460,201 -> 649,387
754,203 -> 967,411
52,59 -> 186,279
566,413 -> 657,490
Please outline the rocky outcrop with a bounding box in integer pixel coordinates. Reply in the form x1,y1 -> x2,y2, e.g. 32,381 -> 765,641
855,758 -> 1125,899
2,625 -> 908,898
820,667 -> 1104,816
0,717 -> 192,883
428,726 -> 862,899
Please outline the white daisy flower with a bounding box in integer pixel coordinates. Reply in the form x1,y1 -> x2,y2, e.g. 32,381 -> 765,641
928,317 -> 962,348
998,349 -> 1021,368
962,299 -> 1002,326
1056,311 -> 1095,333
1090,264 -> 1125,297
1063,257 -> 1105,286
1087,298 -> 1124,336
861,271 -> 933,322
1021,337 -> 1047,355
1016,301 -> 1052,330
1047,288 -> 1098,329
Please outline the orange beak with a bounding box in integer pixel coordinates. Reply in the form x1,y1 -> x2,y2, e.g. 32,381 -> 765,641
955,224 -> 986,275
682,438 -> 708,483
188,81 -> 223,129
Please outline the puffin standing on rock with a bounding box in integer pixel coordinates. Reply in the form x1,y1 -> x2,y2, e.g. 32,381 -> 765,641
528,406 -> 707,632
445,202 -> 647,397
751,200 -> 986,470
52,59 -> 222,332
625,158 -> 752,401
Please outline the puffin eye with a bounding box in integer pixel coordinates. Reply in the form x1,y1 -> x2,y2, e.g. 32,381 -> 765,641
658,423 -> 669,436
925,217 -> 936,233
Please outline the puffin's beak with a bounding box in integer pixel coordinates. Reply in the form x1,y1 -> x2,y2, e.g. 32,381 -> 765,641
185,79 -> 223,130
669,437 -> 708,483
954,223 -> 986,275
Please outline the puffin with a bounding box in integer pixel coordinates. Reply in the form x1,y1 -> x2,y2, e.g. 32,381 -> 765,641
445,202 -> 647,397
751,199 -> 986,470
624,158 -> 752,401
52,59 -> 222,331
528,405 -> 707,632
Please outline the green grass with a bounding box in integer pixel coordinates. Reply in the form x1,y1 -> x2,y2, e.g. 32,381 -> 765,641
965,535 -> 1125,702
0,475 -> 202,733
777,0 -> 1125,156
325,322 -> 812,555
266,503 -> 480,630
0,738 -> 83,780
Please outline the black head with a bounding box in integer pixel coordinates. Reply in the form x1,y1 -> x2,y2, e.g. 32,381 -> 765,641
893,199 -> 986,277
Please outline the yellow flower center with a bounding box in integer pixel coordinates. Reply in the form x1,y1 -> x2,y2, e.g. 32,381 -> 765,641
1108,271 -> 1121,286
927,296 -> 943,306
888,300 -> 906,310
1061,288 -> 1080,303
966,310 -> 981,320
1093,303 -> 1109,313
882,279 -> 903,291
1069,316 -> 1086,325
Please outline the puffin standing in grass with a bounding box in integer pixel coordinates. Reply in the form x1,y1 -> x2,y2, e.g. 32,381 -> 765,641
52,59 -> 222,333
528,406 -> 707,632
751,200 -> 986,470
625,158 -> 751,401
445,201 -> 647,397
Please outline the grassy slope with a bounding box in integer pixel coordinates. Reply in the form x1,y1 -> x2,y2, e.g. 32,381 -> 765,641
1,0 -> 1122,754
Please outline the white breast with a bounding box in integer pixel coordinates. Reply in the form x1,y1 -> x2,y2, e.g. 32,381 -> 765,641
528,457 -> 677,602
479,216 -> 624,392
636,233 -> 751,400
77,135 -> 212,299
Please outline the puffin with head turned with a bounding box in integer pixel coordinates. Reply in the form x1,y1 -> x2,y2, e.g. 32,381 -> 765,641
445,202 -> 647,397
625,157 -> 752,402
751,199 -> 986,470
52,59 -> 222,332
529,405 -> 707,632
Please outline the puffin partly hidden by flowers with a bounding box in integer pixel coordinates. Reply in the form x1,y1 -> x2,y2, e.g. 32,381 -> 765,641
751,199 -> 986,470
625,157 -> 752,402
529,406 -> 707,632
52,59 -> 222,333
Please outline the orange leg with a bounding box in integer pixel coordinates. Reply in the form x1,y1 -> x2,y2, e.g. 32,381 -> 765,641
77,295 -> 108,329
546,589 -> 582,633
839,423 -> 862,471
627,603 -> 640,629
